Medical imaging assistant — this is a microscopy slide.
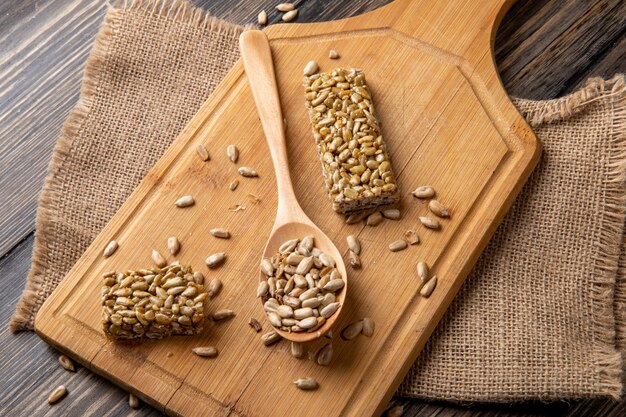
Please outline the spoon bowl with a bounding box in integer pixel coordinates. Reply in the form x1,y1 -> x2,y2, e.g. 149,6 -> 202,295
240,30 -> 348,342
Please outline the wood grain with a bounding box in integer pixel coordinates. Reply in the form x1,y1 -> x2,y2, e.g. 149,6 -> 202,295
34,0 -> 542,416
1,0 -> 624,416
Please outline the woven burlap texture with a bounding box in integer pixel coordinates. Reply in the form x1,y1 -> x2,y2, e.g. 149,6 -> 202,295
10,0 -> 625,402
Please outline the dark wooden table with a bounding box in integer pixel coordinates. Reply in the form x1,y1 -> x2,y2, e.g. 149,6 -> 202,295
1,0 -> 624,415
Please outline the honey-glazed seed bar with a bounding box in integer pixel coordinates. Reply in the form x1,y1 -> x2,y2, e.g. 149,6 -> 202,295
303,68 -> 400,213
101,263 -> 207,339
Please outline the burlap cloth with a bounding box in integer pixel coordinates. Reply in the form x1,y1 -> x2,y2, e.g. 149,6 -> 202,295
10,0 -> 626,403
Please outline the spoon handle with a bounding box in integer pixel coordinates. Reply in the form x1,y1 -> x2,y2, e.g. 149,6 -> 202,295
240,30 -> 304,224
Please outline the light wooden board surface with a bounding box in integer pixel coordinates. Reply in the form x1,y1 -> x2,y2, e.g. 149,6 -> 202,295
36,0 -> 543,415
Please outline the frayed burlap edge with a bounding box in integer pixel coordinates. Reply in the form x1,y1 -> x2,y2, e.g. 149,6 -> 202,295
9,0 -> 245,332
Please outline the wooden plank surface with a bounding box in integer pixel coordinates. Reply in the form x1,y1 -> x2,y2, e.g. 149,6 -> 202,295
1,0 -> 624,416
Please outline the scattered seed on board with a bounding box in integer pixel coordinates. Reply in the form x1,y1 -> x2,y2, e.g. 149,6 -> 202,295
193,271 -> 205,285
205,252 -> 226,268
345,211 -> 369,224
166,352 -> 174,358
341,320 -> 363,340
210,228 -> 230,239
291,341 -> 305,359
196,144 -> 210,161
404,230 -> 419,245
151,249 -> 167,268
262,330 -> 282,346
238,167 -> 258,177
412,186 -> 435,199
192,346 -> 218,358
366,212 -> 383,226
293,377 -> 318,390
212,309 -> 235,321
316,343 -> 333,366
48,385 -> 68,404
103,240 -> 118,258
386,405 -> 405,417
167,236 -> 180,255
419,216 -> 440,229
58,355 -> 75,372
420,276 -> 437,297
381,209 -> 401,220
229,180 -> 239,191
362,317 -> 375,337
276,2 -> 294,11
429,199 -> 450,218
175,195 -> 195,207
128,393 -> 140,409
388,240 -> 408,252
282,9 -> 298,22
207,278 -> 222,298
329,49 -> 340,59
417,261 -> 429,282
346,235 -> 361,255
227,144 -> 239,163
303,60 -> 318,76
348,251 -> 361,269
249,318 -> 262,332
257,10 -> 267,25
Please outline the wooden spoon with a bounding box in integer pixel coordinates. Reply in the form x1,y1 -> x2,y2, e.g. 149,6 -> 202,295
239,30 -> 347,342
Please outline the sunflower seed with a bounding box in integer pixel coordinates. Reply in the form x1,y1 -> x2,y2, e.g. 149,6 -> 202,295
151,250 -> 167,268
48,385 -> 68,404
293,377 -> 318,390
260,259 -> 274,276
175,195 -> 195,207
277,305 -> 294,318
276,3 -> 294,11
319,252 -> 335,267
227,144 -> 239,163
102,240 -> 119,258
298,316 -> 318,329
412,186 -> 435,198
205,252 -> 226,268
388,240 -> 407,252
386,405 -> 405,417
291,342 -> 305,358
249,317 -> 262,332
320,302 -> 341,318
302,297 -> 321,309
212,309 -> 235,321
345,211 -> 369,224
257,281 -> 269,297
341,321 -> 363,340
196,144 -> 210,161
346,235 -> 361,255
287,253 -> 304,266
348,251 -> 361,268
238,166 -> 258,177
320,293 -> 336,308
316,343 -> 333,366
323,279 -> 345,292
294,307 -> 314,319
420,276 -> 437,297
282,9 -> 298,21
257,10 -> 267,25
193,271 -> 204,285
417,262 -> 429,282
381,209 -> 400,220
262,330 -> 282,346
207,278 -> 222,298
329,49 -> 340,59
268,312 -> 282,327
58,355 -> 75,372
404,230 -> 419,245
210,228 -> 230,239
295,257 -> 314,275
366,212 -> 384,226
419,216 -> 440,229
279,239 -> 299,253
128,393 -> 140,409
362,317 -> 375,337
167,237 -> 180,255
429,199 -> 450,218
192,346 -> 218,358
303,60 -> 318,76
229,180 -> 239,191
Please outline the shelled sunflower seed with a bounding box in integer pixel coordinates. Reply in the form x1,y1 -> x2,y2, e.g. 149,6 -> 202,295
151,249 -> 167,268
196,144 -> 210,161
341,320 -> 363,340
329,49 -> 340,59
258,236 -> 344,333
346,235 -> 360,255
229,180 -> 239,191
419,216 -> 440,230
388,239 -> 407,252
205,252 -> 226,268
304,68 -> 400,213
366,212 -> 384,226
48,385 -> 68,404
212,309 -> 235,321
128,393 -> 140,409
420,276 -> 437,297
428,199 -> 449,218
207,278 -> 222,298
210,228 -> 230,239
412,186 -> 435,198
257,10 -> 267,25
303,60 -> 318,76
386,405 -> 405,417
348,251 -> 361,268
249,317 -> 262,332
293,377 -> 318,390
175,195 -> 195,207
262,330 -> 282,346
58,355 -> 75,372
362,317 -> 375,337
227,145 -> 239,163
381,208 -> 400,219
103,240 -> 118,258
316,343 -> 333,366
101,264 -> 206,339
238,166 -> 258,177
404,230 -> 419,245
282,9 -> 298,22
291,341 -> 305,358
192,346 -> 218,358
416,261 -> 429,282
167,237 -> 180,256
276,3 -> 294,11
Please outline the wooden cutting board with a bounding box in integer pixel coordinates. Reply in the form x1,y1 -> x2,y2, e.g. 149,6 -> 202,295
36,0 -> 540,415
